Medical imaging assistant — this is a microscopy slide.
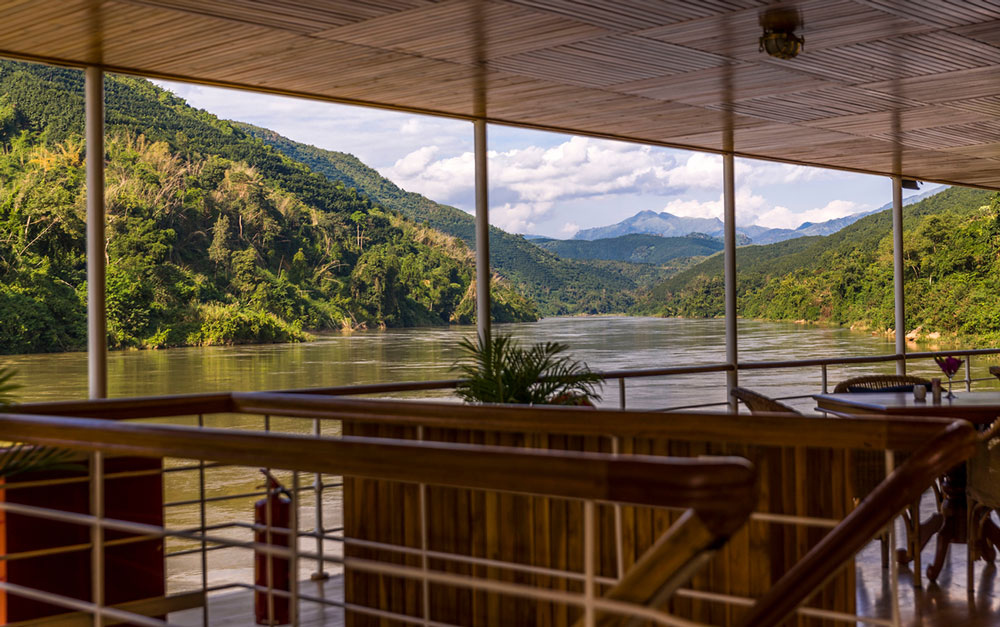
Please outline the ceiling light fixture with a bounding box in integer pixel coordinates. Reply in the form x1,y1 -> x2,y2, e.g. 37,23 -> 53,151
759,8 -> 804,60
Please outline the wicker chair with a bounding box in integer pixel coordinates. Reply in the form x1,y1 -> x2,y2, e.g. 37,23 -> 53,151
833,374 -> 932,395
967,421 -> 1000,594
834,374 -> 939,575
731,386 -> 801,415
833,375 -> 933,497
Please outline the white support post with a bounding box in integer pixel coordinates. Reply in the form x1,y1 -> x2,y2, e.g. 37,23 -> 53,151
474,119 -> 491,341
723,153 -> 738,409
86,66 -> 107,400
892,176 -> 905,375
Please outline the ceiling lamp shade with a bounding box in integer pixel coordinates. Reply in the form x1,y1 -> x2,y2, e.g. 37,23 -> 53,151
760,29 -> 804,59
759,7 -> 804,60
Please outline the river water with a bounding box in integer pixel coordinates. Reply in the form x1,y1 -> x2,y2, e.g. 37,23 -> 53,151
7,316 -> 996,410
3,317 -> 997,592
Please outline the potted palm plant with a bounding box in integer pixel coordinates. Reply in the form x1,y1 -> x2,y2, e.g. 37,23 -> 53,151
452,333 -> 602,405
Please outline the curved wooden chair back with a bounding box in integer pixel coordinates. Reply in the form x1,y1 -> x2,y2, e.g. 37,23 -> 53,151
731,387 -> 801,415
989,365 -> 1000,382
833,375 -> 932,501
833,374 -> 931,393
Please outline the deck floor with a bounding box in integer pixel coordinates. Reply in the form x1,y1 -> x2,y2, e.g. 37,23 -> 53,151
856,495 -> 1000,626
170,500 -> 1000,626
171,576 -> 345,627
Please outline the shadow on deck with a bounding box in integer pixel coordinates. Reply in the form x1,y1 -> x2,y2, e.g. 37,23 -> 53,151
168,518 -> 1000,627
171,576 -> 344,627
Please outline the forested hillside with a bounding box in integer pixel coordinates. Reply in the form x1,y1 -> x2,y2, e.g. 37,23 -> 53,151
240,125 -> 672,315
532,233 -> 722,264
643,186 -> 1000,341
0,60 -> 535,354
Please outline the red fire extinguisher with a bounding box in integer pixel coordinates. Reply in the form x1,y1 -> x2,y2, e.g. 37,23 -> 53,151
255,469 -> 292,625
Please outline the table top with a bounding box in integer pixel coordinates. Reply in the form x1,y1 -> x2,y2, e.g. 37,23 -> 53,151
814,391 -> 1000,424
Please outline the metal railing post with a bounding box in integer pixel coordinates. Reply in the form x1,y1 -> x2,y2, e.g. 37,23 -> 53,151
290,471 -> 300,627
821,364 -> 828,394
723,152 -> 739,407
966,356 -> 973,392
90,452 -> 105,627
892,176 -> 906,376
197,414 -> 209,626
618,378 -> 626,410
85,66 -> 107,400
583,499 -> 596,627
474,119 -> 491,341
311,417 -> 328,581
610,436 -> 624,581
417,425 -> 431,626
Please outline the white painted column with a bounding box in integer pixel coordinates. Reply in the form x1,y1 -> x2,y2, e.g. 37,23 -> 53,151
723,153 -> 738,408
892,176 -> 905,375
86,66 -> 107,399
474,119 -> 491,341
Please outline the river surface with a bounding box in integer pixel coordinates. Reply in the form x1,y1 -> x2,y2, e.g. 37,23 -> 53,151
4,317 -> 998,592
7,316 -> 997,410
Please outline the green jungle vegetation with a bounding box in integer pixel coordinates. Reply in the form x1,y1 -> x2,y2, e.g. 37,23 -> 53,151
0,59 -> 536,354
240,125 -> 673,315
642,186 -> 1000,342
531,233 -> 723,264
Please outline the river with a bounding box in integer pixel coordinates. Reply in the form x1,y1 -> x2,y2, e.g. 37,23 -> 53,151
7,316 -> 996,410
3,317 -> 997,592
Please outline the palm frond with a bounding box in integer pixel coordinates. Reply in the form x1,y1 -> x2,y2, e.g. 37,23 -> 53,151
453,333 -> 602,405
0,366 -> 83,478
0,443 -> 82,479
0,367 -> 20,407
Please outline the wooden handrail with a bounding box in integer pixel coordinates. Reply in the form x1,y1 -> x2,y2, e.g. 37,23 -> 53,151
233,393 -> 954,452
0,412 -> 755,515
739,419 -> 978,627
15,392 -> 234,419
17,391 -> 955,452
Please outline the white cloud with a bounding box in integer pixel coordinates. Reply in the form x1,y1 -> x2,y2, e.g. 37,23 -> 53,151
384,136 -> 689,225
756,199 -> 864,229
152,79 -> 470,169
150,79 -> 890,237
560,222 -> 581,237
661,186 -> 768,225
490,201 -> 555,234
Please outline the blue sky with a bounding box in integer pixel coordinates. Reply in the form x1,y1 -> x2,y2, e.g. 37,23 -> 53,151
156,80 -> 934,238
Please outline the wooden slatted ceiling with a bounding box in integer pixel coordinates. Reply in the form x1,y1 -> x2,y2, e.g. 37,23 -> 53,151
128,0 -> 436,34
489,35 -> 731,87
638,0 -> 934,61
0,0 -> 998,189
509,0 -> 770,31
318,0 -> 611,64
854,0 -> 1000,28
775,32 -> 1000,84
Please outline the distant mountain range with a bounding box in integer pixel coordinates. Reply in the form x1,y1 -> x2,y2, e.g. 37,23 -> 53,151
572,186 -> 946,245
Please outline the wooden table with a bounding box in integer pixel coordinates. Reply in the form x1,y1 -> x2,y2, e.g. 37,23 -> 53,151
815,391 -> 1000,583
814,391 -> 1000,423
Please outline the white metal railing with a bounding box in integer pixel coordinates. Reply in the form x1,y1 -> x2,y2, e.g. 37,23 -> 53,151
5,362 -> 987,627
281,346 -> 1000,411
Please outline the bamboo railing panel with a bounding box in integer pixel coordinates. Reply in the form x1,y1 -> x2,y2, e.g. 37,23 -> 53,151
340,416 -> 860,626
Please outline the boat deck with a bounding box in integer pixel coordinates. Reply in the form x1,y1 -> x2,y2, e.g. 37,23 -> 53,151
169,521 -> 1000,626
171,576 -> 345,627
